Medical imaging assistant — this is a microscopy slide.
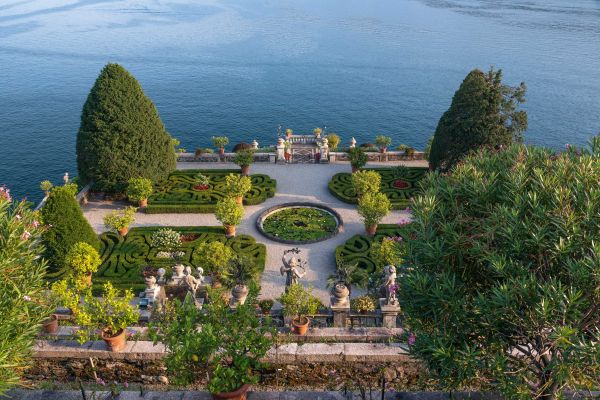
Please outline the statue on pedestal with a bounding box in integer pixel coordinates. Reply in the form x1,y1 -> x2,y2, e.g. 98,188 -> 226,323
280,248 -> 307,291
383,265 -> 398,306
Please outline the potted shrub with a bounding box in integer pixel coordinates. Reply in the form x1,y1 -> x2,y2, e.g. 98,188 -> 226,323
233,149 -> 255,176
375,135 -> 393,153
103,206 -> 136,236
194,173 -> 210,191
223,174 -> 252,205
65,242 -> 102,286
327,261 -> 359,297
285,128 -> 293,138
212,136 -> 230,155
149,290 -> 276,400
351,170 -> 381,199
347,147 -> 367,172
126,177 -> 153,207
258,299 -> 274,315
215,198 -> 244,237
351,296 -> 376,314
51,278 -> 85,315
357,192 -> 391,236
405,146 -> 416,159
278,284 -> 320,335
194,241 -> 235,286
40,180 -> 53,197
41,289 -> 60,334
313,127 -> 322,138
223,255 -> 257,306
75,282 -> 139,352
326,133 -> 340,151
284,141 -> 291,162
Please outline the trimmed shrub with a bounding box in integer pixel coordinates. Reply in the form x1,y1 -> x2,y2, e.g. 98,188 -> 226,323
126,178 -> 153,203
232,142 -> 252,153
76,63 -> 176,192
65,242 -> 102,278
215,197 -> 244,227
326,133 -> 340,150
357,192 -> 391,227
351,170 -> 381,198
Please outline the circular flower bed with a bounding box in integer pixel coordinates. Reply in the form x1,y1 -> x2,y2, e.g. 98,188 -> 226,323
392,179 -> 409,189
257,203 -> 343,244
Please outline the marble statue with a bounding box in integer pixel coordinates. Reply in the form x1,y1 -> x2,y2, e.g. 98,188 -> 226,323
144,275 -> 160,303
196,267 -> 205,285
171,264 -> 186,285
383,265 -> 398,306
280,248 -> 307,291
157,268 -> 166,284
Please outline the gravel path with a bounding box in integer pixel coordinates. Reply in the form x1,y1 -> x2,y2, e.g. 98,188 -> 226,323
82,160 -> 426,303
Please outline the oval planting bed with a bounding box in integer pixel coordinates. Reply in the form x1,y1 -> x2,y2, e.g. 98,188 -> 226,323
256,202 -> 343,244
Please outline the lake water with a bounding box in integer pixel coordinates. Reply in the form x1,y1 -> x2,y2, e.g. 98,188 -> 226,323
1,0 -> 599,202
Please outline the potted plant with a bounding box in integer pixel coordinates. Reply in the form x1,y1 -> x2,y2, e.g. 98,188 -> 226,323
327,261 -> 359,297
149,290 -> 276,400
194,241 -> 235,286
351,296 -> 376,314
103,206 -> 136,236
357,192 -> 391,236
285,128 -> 293,138
74,282 -> 139,352
326,133 -> 340,151
405,146 -> 416,159
284,141 -> 291,162
40,288 -> 60,334
215,198 -> 244,237
351,170 -> 381,199
347,147 -> 368,172
223,174 -> 252,205
313,127 -> 322,138
258,299 -> 274,315
233,149 -> 255,176
51,278 -> 85,315
194,173 -> 210,191
375,135 -> 392,153
65,242 -> 102,287
212,136 -> 230,155
278,284 -> 320,335
126,177 -> 153,207
40,180 -> 53,197
223,255 -> 257,306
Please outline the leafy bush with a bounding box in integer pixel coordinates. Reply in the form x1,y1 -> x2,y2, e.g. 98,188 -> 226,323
357,192 -> 391,227
278,284 -> 320,319
223,174 -> 252,198
194,241 -> 236,283
347,147 -> 368,170
150,228 -> 181,251
40,185 -> 100,278
351,170 -> 381,198
65,242 -> 102,277
375,135 -> 392,150
258,299 -> 274,313
233,149 -> 255,168
370,236 -> 404,268
400,140 -> 600,399
351,296 -> 376,313
313,127 -> 322,137
126,177 -> 153,202
40,180 -> 53,194
76,63 -> 176,192
212,136 -> 229,150
232,142 -> 252,153
222,255 -> 257,289
326,133 -> 340,150
0,193 -> 53,394
215,198 -> 244,227
103,206 -> 136,232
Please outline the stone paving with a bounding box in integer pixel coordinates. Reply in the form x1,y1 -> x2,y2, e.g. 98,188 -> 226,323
82,161 -> 426,303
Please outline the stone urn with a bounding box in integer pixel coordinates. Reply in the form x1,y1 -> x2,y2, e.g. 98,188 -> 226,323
331,282 -> 349,307
231,284 -> 249,306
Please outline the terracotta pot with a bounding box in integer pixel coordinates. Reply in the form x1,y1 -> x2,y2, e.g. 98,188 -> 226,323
365,224 -> 377,236
225,225 -> 236,237
42,315 -> 59,334
212,384 -> 250,400
235,196 -> 244,205
380,147 -> 387,154
81,273 -> 92,287
118,227 -> 129,236
219,148 -> 225,155
138,198 -> 148,207
292,316 -> 310,335
351,166 -> 358,173
241,165 -> 250,176
102,328 -> 126,352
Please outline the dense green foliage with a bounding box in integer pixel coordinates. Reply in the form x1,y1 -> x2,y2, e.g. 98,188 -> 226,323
0,193 -> 53,394
65,242 -> 102,277
215,197 -> 244,227
261,207 -> 338,242
278,284 -> 321,319
429,68 -> 527,171
40,186 -> 100,278
96,226 -> 266,292
147,169 -> 276,213
126,178 -> 153,202
328,167 -> 428,209
357,192 -> 391,227
76,63 -> 176,192
400,140 -> 600,399
351,170 -> 381,198
347,147 -> 368,169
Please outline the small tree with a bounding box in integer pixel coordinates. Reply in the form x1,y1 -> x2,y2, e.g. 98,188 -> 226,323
212,136 -> 229,153
215,198 -> 244,236
278,284 -> 321,324
347,147 -> 368,172
400,139 -> 600,399
357,192 -> 391,235
223,174 -> 252,203
326,133 -> 340,150
375,135 -> 392,152
65,242 -> 101,284
126,177 -> 153,206
103,206 -> 136,235
194,241 -> 235,283
351,170 -> 381,198
370,236 -> 404,268
233,150 -> 255,175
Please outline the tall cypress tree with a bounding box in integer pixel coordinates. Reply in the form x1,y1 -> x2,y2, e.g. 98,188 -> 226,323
76,63 -> 176,191
429,68 -> 527,171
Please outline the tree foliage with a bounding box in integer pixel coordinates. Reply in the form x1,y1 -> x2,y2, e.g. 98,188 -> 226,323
429,68 -> 527,171
400,138 -> 600,399
76,63 -> 176,192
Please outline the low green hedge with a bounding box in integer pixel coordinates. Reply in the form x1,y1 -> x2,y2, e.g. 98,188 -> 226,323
147,169 -> 276,213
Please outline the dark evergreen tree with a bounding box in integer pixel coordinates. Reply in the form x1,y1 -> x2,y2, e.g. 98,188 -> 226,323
40,185 -> 100,278
76,63 -> 176,191
429,68 -> 527,171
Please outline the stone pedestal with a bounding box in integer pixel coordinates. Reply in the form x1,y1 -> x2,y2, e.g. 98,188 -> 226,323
276,138 -> 285,164
379,298 -> 401,329
330,296 -> 350,328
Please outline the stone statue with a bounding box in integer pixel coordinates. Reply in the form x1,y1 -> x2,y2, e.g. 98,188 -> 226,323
144,275 -> 160,302
157,268 -> 166,284
170,264 -> 186,285
183,273 -> 201,298
383,265 -> 398,306
196,267 -> 205,285
280,248 -> 307,291
184,266 -> 192,276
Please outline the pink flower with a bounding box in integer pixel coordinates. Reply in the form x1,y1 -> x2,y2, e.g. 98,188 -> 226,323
408,332 -> 416,346
0,186 -> 11,203
405,207 -> 412,213
21,230 -> 31,241
96,378 -> 106,386
398,217 -> 411,225
123,381 -> 129,389
31,220 -> 40,228
23,295 -> 31,301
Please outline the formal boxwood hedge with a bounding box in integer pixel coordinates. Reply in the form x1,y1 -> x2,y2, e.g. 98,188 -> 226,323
328,167 -> 428,209
146,169 -> 276,213
94,226 -> 266,292
335,224 -> 410,275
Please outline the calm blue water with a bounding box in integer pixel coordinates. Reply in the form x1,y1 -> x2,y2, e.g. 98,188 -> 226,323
1,0 -> 599,202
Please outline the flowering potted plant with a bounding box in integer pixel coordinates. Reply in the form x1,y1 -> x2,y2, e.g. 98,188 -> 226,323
74,282 -> 139,352
285,128 -> 293,138
126,177 -> 153,207
194,173 -> 210,190
212,136 -> 230,155
313,127 -> 322,138
357,192 -> 391,236
233,149 -> 255,176
65,242 -> 101,287
278,284 -> 320,335
375,135 -> 392,153
215,197 -> 244,237
103,206 -> 136,236
223,174 -> 252,205
347,147 -> 367,172
40,180 -> 53,197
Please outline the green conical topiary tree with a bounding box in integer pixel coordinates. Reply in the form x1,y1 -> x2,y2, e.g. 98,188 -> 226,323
40,185 -> 100,278
428,68 -> 527,171
76,63 -> 176,192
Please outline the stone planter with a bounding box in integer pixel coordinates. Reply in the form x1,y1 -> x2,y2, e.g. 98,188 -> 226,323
365,224 -> 377,236
138,199 -> 148,207
292,316 -> 310,335
42,315 -> 59,334
231,284 -> 249,306
118,227 -> 129,236
211,384 -> 250,400
225,225 -> 236,237
331,283 -> 349,306
101,329 -> 126,352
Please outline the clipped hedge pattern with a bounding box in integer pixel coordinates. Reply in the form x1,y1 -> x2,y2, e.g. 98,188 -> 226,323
95,226 -> 266,291
335,224 -> 409,275
328,167 -> 428,209
146,169 -> 276,213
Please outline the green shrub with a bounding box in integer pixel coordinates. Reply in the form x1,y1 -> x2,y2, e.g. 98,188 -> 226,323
370,236 -> 404,268
357,192 -> 391,227
375,135 -> 392,150
150,228 -> 181,251
215,198 -> 244,227
65,242 -> 102,278
126,177 -> 153,202
233,149 -> 255,168
76,63 -> 176,192
326,133 -> 340,150
400,140 -> 600,398
40,186 -> 100,278
278,284 -> 321,319
40,180 -> 53,194
223,174 -> 252,198
212,136 -> 229,150
351,296 -> 376,313
194,241 -> 235,283
347,147 -> 368,170
103,206 -> 136,232
232,142 -> 252,153
351,170 -> 381,198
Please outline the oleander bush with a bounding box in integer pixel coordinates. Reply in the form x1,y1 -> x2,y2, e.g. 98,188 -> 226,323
328,167 -> 428,209
147,169 -> 276,213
